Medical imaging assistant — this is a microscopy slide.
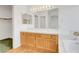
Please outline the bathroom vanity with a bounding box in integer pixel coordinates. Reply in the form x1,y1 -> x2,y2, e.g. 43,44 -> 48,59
21,32 -> 58,52
8,32 -> 58,53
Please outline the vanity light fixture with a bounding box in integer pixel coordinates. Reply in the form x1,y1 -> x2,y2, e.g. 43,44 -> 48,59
31,5 -> 56,13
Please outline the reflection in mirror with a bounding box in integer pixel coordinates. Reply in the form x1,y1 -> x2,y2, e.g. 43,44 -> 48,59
31,5 -> 58,29
22,13 -> 32,24
39,16 -> 46,28
35,15 -> 39,28
48,8 -> 58,29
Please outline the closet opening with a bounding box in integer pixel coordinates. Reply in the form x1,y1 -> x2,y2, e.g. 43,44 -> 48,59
0,5 -> 13,53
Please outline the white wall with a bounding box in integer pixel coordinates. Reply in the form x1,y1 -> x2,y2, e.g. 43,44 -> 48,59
0,5 -> 12,18
0,19 -> 12,40
13,5 -> 28,48
0,5 -> 12,40
58,6 -> 79,52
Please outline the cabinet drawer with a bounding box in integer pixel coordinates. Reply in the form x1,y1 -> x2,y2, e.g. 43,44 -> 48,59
51,35 -> 58,41
21,32 -> 35,38
51,35 -> 58,39
36,34 -> 51,39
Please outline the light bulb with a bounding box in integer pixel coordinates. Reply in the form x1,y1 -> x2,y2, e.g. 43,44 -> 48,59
37,8 -> 40,11
42,6 -> 45,8
32,8 -> 34,11
39,7 -> 41,11
35,8 -> 37,12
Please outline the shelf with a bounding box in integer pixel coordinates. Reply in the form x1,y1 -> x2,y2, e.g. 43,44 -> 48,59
0,17 -> 12,20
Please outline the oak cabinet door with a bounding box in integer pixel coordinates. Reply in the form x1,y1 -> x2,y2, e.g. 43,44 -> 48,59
20,32 -> 36,47
25,33 -> 35,47
27,38 -> 35,48
46,39 -> 58,52
52,35 -> 58,44
20,32 -> 26,46
36,38 -> 46,49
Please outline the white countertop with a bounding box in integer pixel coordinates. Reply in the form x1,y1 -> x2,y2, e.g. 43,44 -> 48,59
20,29 -> 58,35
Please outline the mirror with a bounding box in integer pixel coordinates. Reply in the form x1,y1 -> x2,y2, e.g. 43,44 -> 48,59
33,6 -> 58,29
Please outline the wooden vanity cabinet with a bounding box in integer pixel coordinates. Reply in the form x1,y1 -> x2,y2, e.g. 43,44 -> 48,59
20,32 -> 26,45
21,32 -> 36,47
45,39 -> 55,51
26,38 -> 35,48
36,36 -> 46,49
52,35 -> 58,52
20,32 -> 58,53
36,34 -> 51,49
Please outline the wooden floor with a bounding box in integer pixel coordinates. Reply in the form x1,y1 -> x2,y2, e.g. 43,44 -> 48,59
8,45 -> 57,53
